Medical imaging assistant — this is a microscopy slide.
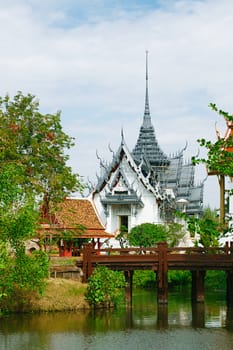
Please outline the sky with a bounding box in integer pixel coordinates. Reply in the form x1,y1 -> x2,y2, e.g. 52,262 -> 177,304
1,0 -> 233,209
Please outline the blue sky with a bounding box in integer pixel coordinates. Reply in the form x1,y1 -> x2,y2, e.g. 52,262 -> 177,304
1,0 -> 233,208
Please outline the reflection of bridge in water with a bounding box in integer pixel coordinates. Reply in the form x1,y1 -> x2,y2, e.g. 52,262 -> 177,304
125,302 -> 233,330
78,242 -> 233,304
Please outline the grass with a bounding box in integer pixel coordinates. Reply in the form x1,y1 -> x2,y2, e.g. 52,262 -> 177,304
49,257 -> 80,266
1,278 -> 90,313
29,278 -> 89,312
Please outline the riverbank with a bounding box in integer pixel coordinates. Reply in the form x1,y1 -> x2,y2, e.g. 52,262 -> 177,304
3,278 -> 90,313
30,278 -> 90,312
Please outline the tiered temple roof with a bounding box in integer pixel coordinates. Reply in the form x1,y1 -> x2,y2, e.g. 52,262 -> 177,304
132,51 -> 169,169
131,52 -> 204,217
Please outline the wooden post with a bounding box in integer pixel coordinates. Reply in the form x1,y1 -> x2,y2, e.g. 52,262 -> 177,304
226,270 -> 233,305
219,174 -> 225,224
157,242 -> 168,304
124,270 -> 134,306
192,302 -> 205,327
191,270 -> 205,302
82,243 -> 93,283
157,304 -> 168,329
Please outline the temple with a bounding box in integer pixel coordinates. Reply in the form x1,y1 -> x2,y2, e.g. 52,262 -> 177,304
91,53 -> 204,235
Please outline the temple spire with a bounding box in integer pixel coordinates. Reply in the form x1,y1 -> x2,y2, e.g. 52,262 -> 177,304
143,50 -> 152,127
132,51 -> 169,168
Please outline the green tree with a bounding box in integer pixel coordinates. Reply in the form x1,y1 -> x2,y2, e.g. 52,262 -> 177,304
192,104 -> 233,224
0,92 -> 83,211
166,223 -> 186,247
192,103 -> 233,177
128,223 -> 167,247
187,207 -> 222,247
0,92 -> 82,309
0,164 -> 49,310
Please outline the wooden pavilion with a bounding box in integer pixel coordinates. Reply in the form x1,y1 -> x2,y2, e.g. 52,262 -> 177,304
40,198 -> 113,257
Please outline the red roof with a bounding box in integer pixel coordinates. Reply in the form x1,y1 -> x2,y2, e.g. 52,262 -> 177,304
40,198 -> 113,239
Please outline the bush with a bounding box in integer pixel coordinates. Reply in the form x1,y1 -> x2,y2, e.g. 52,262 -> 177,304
128,223 -> 167,247
168,270 -> 191,287
86,266 -> 126,308
133,270 -> 156,288
205,270 -> 226,290
133,270 -> 191,289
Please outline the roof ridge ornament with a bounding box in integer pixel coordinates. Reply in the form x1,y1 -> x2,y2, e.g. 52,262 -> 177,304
108,143 -> 115,157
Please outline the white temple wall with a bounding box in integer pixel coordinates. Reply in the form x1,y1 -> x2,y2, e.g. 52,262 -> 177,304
92,152 -> 162,234
92,193 -> 107,227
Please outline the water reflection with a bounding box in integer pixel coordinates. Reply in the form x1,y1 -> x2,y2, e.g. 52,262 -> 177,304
1,289 -> 233,350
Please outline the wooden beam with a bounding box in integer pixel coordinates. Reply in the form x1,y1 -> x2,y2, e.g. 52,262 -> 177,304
219,174 -> 225,224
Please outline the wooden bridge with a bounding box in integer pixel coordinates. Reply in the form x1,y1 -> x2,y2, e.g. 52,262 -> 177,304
79,242 -> 233,304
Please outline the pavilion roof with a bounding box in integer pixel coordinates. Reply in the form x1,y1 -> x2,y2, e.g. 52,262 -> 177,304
40,198 -> 113,239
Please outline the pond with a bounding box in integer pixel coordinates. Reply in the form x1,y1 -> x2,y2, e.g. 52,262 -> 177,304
0,288 -> 233,350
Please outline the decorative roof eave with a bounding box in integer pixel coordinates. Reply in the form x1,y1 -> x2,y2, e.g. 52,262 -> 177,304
38,226 -> 114,239
94,138 -> 142,193
93,140 -> 164,200
109,165 -> 131,191
120,142 -> 165,199
101,193 -> 144,207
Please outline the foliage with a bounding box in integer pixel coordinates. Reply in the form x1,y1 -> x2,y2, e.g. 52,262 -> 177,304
0,164 -> 49,310
0,92 -> 82,309
133,270 -> 156,288
205,270 -> 226,290
192,103 -> 233,177
128,223 -> 167,247
115,225 -> 129,248
133,270 -> 191,289
0,91 -> 83,210
0,244 -> 49,310
13,250 -> 49,295
0,164 -> 39,246
168,270 -> 191,287
86,266 -> 126,308
187,207 -> 223,247
166,223 -> 186,247
128,222 -> 186,248
133,270 -> 225,291
0,242 -> 15,300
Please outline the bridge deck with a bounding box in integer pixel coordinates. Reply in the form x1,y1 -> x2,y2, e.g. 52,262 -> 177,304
79,243 -> 233,280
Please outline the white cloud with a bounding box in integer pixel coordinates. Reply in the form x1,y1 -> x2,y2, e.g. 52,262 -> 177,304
1,0 -> 233,208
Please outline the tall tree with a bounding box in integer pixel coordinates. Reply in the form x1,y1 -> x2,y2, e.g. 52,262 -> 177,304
0,92 -> 82,309
187,207 -> 222,247
192,104 -> 233,224
0,163 -> 49,308
0,91 -> 83,211
192,103 -> 233,177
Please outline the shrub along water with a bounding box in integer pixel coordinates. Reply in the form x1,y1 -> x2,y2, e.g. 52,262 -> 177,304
86,266 -> 126,308
133,270 -> 226,291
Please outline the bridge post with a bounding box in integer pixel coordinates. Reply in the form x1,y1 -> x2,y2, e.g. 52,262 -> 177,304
124,270 -> 134,305
191,270 -> 205,302
82,243 -> 93,283
192,302 -> 205,327
157,304 -> 168,329
157,242 -> 168,304
226,270 -> 233,305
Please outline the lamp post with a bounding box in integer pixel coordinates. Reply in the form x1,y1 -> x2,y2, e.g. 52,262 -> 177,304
176,198 -> 189,214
